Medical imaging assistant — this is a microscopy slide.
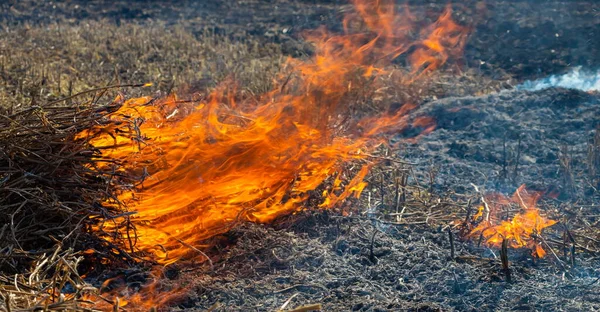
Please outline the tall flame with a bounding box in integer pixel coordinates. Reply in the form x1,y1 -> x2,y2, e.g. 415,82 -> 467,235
78,0 -> 469,266
470,185 -> 557,258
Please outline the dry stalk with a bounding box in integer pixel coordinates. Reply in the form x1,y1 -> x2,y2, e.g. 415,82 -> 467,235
500,238 -> 511,283
470,184 -> 490,222
0,245 -> 101,312
587,127 -> 600,191
448,229 -> 455,260
280,304 -> 322,312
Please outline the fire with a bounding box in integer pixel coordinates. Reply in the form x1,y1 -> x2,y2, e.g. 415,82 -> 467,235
78,1 -> 469,268
470,185 -> 557,258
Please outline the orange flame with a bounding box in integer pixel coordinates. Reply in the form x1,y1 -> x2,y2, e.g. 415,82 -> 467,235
14,267 -> 181,312
79,0 -> 469,270
470,185 -> 557,258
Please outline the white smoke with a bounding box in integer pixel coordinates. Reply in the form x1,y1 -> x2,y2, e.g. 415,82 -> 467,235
517,67 -> 600,92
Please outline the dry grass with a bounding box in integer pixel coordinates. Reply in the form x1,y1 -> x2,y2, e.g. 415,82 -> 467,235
0,245 -> 101,312
0,101 -> 125,273
0,18 -> 509,114
0,20 -> 284,112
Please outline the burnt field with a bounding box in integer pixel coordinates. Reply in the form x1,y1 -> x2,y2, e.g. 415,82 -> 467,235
1,1 -> 599,311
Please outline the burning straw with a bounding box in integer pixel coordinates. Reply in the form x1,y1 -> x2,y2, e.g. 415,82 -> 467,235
0,87 -> 152,311
468,185 -> 557,258
0,246 -> 99,312
0,102 -> 124,269
76,0 -> 470,266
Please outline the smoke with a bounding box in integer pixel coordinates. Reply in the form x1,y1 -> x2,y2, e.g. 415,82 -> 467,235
517,67 -> 600,92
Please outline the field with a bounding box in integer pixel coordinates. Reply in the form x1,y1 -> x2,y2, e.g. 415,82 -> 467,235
1,1 -> 599,311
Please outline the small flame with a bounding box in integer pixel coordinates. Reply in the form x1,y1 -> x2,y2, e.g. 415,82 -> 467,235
470,185 -> 557,258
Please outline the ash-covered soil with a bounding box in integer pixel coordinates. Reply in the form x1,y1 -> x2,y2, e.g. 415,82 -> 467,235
404,88 -> 600,198
174,213 -> 600,311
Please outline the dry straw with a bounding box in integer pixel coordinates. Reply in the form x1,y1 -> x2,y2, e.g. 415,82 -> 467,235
0,86 -> 146,311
